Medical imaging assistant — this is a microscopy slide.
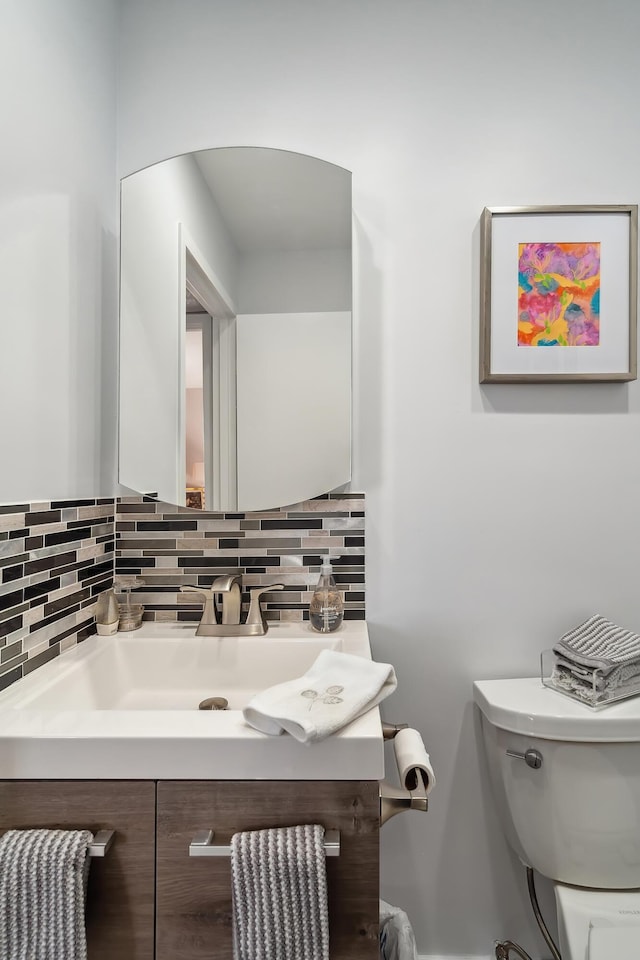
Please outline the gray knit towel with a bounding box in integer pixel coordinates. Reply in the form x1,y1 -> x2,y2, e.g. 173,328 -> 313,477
553,614 -> 640,677
0,828 -> 94,960
230,824 -> 329,960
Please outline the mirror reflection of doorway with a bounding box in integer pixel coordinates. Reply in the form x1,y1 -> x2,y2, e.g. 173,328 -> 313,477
182,241 -> 237,512
185,308 -> 207,509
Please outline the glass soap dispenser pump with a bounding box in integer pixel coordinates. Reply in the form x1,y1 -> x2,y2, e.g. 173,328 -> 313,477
309,557 -> 344,633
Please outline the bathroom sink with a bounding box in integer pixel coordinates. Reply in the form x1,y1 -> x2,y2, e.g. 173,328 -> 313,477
2,622 -> 355,711
0,621 -> 383,780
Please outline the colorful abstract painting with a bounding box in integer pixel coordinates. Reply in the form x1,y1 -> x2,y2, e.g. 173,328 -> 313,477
518,242 -> 600,346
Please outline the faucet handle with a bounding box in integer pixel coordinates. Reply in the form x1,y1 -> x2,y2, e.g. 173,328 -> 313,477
180,585 -> 218,625
180,585 -> 213,596
246,584 -> 285,633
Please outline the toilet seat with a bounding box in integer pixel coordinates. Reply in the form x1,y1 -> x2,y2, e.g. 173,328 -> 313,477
588,924 -> 640,958
554,884 -> 640,959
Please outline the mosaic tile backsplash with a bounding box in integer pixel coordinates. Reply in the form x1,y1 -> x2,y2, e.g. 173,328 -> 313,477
0,492 -> 364,693
115,493 -> 365,624
0,499 -> 115,692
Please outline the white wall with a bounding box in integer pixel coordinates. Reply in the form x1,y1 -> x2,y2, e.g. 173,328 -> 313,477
237,247 -> 352,313
0,0 -> 119,503
117,1 -> 640,956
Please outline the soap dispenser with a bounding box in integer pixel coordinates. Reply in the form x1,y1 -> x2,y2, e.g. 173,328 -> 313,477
309,558 -> 344,633
95,588 -> 120,636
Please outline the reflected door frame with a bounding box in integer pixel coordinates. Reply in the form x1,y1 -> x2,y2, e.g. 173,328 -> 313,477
179,223 -> 237,511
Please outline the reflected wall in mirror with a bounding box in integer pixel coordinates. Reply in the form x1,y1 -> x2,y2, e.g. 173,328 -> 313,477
119,147 -> 352,512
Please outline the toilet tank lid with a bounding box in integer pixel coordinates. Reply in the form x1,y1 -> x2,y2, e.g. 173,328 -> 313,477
473,678 -> 640,741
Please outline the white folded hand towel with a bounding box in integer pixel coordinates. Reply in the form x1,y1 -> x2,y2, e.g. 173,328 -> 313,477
243,649 -> 397,743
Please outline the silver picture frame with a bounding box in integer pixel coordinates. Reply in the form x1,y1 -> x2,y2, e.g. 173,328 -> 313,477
479,204 -> 638,383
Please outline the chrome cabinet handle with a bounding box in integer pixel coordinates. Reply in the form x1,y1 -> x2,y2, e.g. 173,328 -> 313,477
188,829 -> 340,857
506,748 -> 543,769
88,830 -> 115,857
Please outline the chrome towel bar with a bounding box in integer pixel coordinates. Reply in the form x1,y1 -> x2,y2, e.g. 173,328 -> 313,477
189,829 -> 341,858
88,830 -> 115,857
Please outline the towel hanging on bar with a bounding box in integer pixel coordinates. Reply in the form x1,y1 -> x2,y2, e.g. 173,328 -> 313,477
0,828 -> 94,960
230,823 -> 329,960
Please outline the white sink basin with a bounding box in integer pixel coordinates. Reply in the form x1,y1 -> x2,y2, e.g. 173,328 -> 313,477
0,621 -> 384,781
4,623 -> 351,711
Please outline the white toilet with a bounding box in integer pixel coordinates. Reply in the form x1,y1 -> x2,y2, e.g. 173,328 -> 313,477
473,677 -> 640,959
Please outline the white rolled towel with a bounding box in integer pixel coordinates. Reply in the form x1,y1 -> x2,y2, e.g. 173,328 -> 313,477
243,649 -> 397,743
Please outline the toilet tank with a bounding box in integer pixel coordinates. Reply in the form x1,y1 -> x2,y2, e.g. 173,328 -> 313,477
473,678 -> 640,889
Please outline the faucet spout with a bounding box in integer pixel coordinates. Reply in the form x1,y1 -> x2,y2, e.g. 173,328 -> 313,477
211,575 -> 242,625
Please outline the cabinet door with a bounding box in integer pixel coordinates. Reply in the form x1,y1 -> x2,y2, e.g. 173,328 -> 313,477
156,780 -> 380,960
0,780 -> 156,960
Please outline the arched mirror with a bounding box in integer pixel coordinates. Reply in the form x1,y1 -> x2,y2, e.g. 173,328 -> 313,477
118,147 -> 352,512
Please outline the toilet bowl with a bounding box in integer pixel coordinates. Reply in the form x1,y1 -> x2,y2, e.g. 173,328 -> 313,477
555,885 -> 640,959
473,678 -> 640,959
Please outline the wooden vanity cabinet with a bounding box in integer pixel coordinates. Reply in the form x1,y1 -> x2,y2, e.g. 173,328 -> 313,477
0,779 -> 380,959
156,780 -> 380,960
0,780 -> 156,960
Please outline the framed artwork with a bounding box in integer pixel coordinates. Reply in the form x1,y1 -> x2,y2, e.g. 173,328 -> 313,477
185,488 -> 204,510
479,205 -> 638,383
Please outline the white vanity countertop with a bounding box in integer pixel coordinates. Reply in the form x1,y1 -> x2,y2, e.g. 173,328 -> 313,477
0,621 -> 385,780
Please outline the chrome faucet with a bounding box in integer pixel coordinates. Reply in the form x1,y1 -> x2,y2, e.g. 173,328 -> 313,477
180,577 -> 285,636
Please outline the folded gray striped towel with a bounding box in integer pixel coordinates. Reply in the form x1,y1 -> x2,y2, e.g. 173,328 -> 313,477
551,615 -> 640,704
553,615 -> 640,676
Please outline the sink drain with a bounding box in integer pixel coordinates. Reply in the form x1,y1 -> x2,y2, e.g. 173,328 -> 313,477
198,696 -> 229,711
